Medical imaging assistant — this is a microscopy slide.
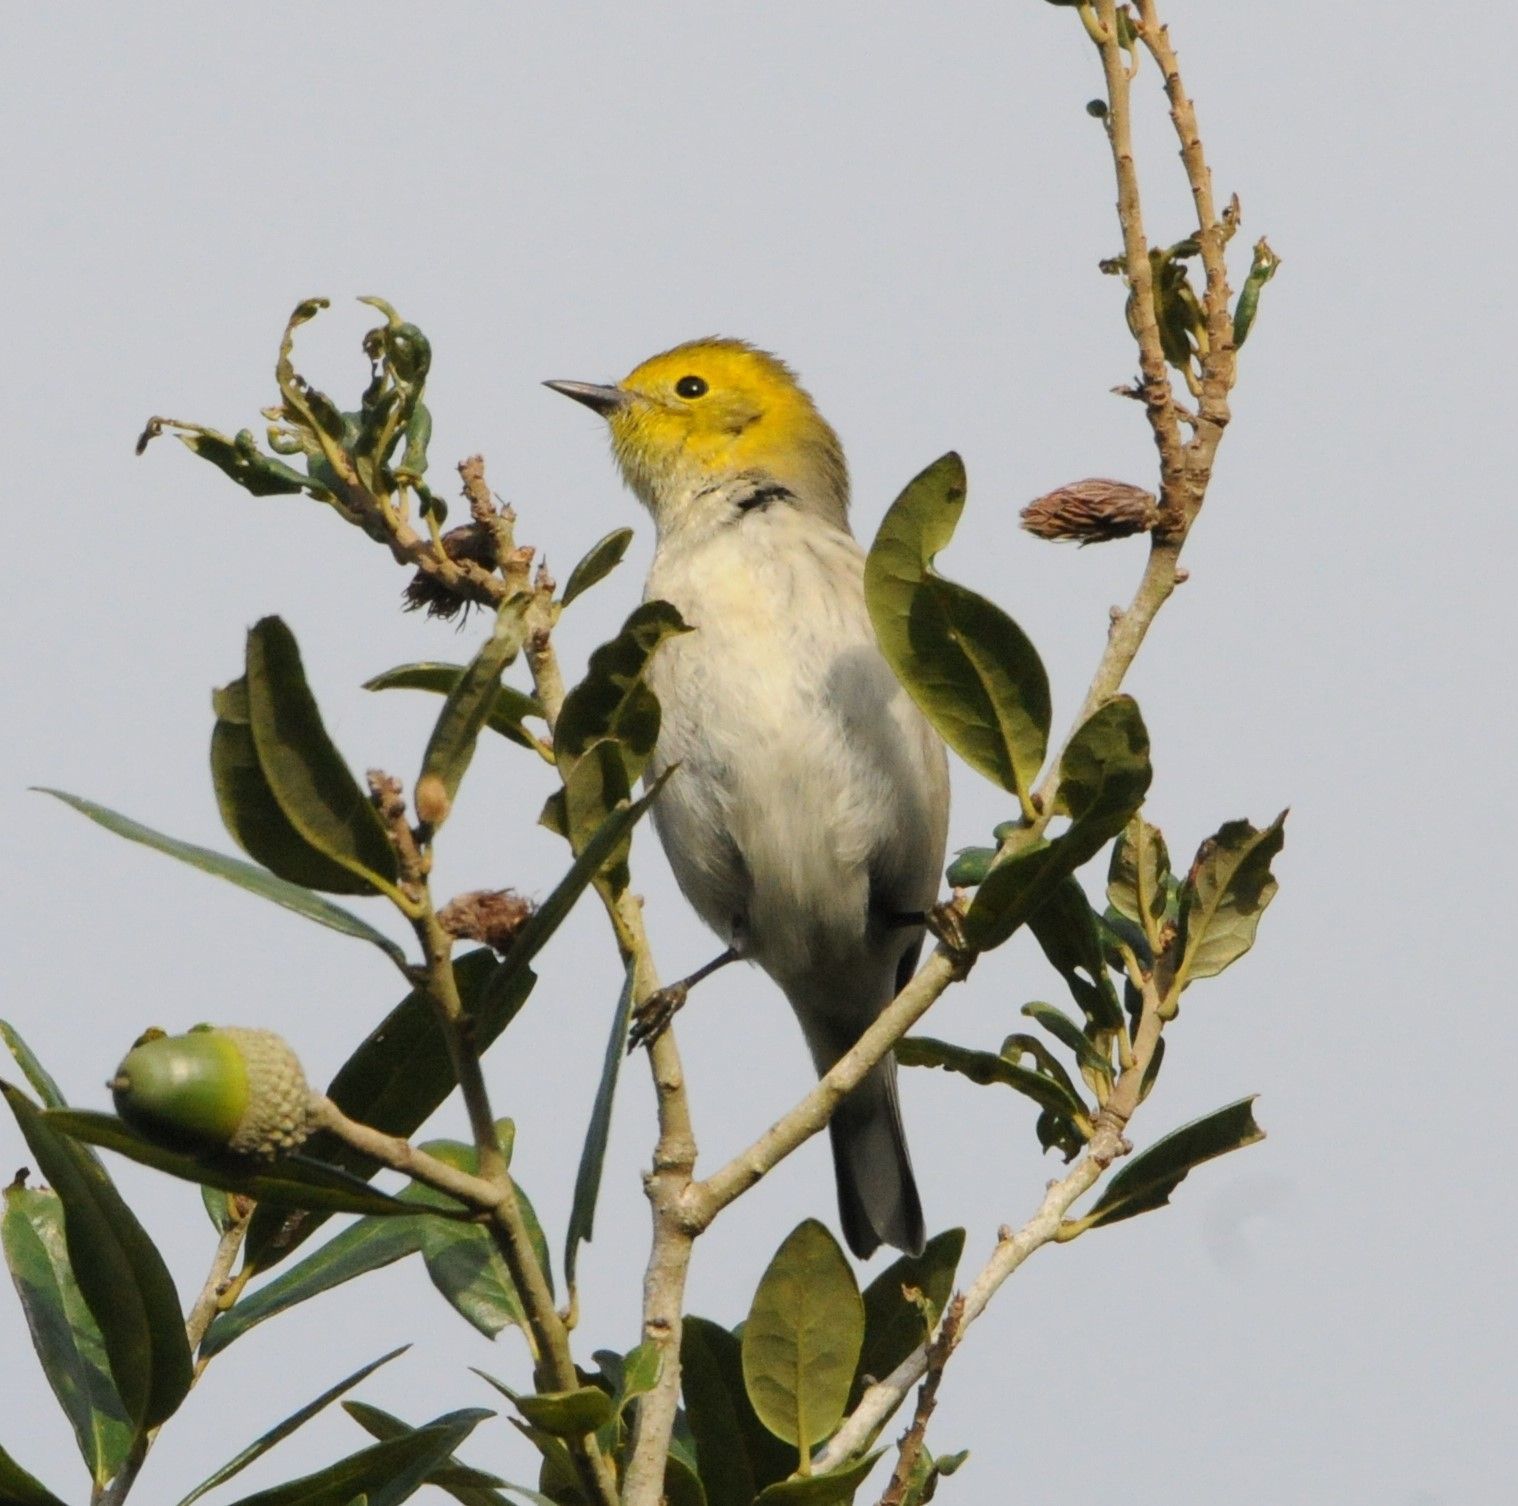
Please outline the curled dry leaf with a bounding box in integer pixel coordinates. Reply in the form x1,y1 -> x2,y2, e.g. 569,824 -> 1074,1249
1020,478 -> 1159,544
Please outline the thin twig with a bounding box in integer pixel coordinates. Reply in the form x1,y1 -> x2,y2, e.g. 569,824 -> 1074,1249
684,948 -> 965,1228
99,1205 -> 254,1505
518,621 -> 696,1506
185,1206 -> 251,1357
1095,0 -> 1186,525
405,902 -> 620,1506
309,1096 -> 510,1210
822,0 -> 1250,1468
876,1296 -> 965,1506
1134,1 -> 1236,440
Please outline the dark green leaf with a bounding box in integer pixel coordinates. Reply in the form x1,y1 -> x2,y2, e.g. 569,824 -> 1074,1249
513,1388 -> 614,1438
964,696 -> 1151,951
419,599 -> 533,811
615,1341 -> 662,1414
35,789 -> 407,967
44,1110 -> 461,1222
413,1134 -> 552,1338
212,1130 -> 536,1357
561,528 -> 635,608
270,299 -> 354,474
0,1020 -> 68,1109
245,618 -> 399,892
0,1444 -> 66,1506
1054,696 -> 1154,827
1076,1098 -> 1265,1233
1000,1033 -> 1087,1107
341,1402 -> 511,1506
682,1317 -> 794,1504
170,425 -> 325,498
752,1451 -> 883,1504
363,664 -> 543,754
220,1407 -> 491,1506
565,963 -> 637,1289
663,1452 -> 710,1506
1107,816 -> 1171,932
553,741 -> 633,884
742,1220 -> 864,1452
175,1349 -> 408,1506
244,950 -> 529,1272
2,1085 -> 192,1433
202,1184 -> 238,1233
894,1037 -> 1091,1128
201,1219 -> 426,1360
498,772 -> 669,1017
1020,1002 -> 1112,1081
555,601 -> 690,785
2,1182 -> 133,1485
1025,878 -> 1124,1031
489,1391 -> 582,1501
679,1321 -> 754,1506
865,452 -> 1051,808
1035,1107 -> 1086,1163
1174,813 -> 1286,989
212,679 -> 378,894
1098,907 -> 1153,973
1232,238 -> 1281,349
854,1229 -> 964,1403
944,847 -> 995,888
899,1447 -> 968,1506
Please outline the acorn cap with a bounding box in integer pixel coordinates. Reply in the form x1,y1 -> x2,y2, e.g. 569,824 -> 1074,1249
111,1026 -> 312,1160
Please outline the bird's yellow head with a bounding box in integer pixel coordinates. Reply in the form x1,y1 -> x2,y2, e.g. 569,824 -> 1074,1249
547,338 -> 849,532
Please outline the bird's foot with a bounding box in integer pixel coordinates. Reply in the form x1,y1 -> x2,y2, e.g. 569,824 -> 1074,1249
627,983 -> 689,1052
926,898 -> 974,971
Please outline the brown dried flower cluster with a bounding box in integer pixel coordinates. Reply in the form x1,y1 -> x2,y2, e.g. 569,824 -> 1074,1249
438,888 -> 536,952
1020,478 -> 1160,544
403,523 -> 501,618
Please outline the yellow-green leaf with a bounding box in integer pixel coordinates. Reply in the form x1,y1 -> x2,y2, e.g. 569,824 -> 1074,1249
1174,813 -> 1286,989
741,1221 -> 863,1454
865,452 -> 1051,809
561,527 -> 635,607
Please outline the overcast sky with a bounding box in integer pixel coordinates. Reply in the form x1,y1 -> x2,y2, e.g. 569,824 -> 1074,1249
2,5 -> 1512,1504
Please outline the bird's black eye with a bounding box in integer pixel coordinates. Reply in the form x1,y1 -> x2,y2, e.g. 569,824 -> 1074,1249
675,374 -> 708,399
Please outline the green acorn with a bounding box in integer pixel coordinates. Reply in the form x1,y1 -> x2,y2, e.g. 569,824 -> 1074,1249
110,1026 -> 312,1160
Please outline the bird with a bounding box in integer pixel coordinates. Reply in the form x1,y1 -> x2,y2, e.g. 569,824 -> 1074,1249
546,339 -> 949,1258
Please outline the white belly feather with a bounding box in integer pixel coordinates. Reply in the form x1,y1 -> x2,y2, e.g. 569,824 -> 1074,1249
644,506 -> 948,998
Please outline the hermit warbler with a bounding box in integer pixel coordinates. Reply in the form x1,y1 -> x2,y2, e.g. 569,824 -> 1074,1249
548,340 -> 950,1258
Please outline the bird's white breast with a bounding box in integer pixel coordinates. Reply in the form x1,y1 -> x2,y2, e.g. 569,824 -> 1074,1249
644,504 -> 947,989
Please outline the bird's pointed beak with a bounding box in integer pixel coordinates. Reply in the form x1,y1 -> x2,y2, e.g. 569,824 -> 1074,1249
543,379 -> 630,417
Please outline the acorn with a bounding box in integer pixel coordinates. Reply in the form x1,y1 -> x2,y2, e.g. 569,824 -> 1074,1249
110,1026 -> 312,1160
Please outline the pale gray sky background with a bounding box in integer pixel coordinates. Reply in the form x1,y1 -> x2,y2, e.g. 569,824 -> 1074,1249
2,4 -> 1512,1503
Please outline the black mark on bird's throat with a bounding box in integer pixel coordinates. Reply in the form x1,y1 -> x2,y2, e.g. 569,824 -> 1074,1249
735,482 -> 796,516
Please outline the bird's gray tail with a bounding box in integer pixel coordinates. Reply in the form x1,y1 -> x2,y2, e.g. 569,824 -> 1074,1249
828,1058 -> 925,1259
